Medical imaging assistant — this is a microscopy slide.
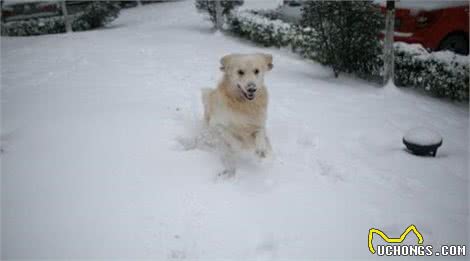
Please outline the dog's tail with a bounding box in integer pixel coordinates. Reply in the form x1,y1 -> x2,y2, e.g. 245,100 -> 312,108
201,88 -> 212,124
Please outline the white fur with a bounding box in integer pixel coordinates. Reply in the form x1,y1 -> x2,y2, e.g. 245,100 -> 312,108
201,53 -> 273,175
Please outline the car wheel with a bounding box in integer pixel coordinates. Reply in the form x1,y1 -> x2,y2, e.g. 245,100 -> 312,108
438,34 -> 469,55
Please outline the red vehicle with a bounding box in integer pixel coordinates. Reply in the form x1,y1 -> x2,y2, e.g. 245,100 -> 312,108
1,1 -> 62,22
381,1 -> 469,55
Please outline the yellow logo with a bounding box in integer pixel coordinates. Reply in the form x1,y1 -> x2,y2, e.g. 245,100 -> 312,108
368,225 -> 424,254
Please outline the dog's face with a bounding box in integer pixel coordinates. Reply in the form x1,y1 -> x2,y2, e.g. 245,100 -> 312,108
220,53 -> 273,101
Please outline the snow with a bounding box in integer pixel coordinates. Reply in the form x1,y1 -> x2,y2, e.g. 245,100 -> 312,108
232,9 -> 292,32
395,41 -> 468,64
240,0 -> 282,10
394,42 -> 468,77
403,127 -> 443,146
1,1 -> 469,260
375,0 -> 469,11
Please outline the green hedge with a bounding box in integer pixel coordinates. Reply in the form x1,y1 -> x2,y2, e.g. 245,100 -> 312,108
195,0 -> 243,26
227,9 -> 293,48
1,15 -> 70,36
226,9 -> 468,101
299,1 -> 384,79
1,2 -> 120,36
394,43 -> 469,101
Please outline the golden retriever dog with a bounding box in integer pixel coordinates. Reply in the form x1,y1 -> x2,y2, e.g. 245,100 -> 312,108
202,53 -> 273,176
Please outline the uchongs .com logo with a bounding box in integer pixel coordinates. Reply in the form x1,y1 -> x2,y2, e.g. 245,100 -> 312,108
368,225 -> 467,257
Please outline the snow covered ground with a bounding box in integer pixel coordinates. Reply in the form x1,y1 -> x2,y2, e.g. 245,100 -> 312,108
1,1 -> 468,260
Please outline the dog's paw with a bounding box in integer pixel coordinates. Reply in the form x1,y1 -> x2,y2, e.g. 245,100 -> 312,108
255,134 -> 272,159
217,168 -> 236,178
255,142 -> 271,159
255,148 -> 267,158
256,146 -> 272,159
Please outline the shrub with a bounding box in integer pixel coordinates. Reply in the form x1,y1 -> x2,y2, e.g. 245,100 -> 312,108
300,1 -> 384,78
195,0 -> 243,26
226,9 -> 347,67
225,9 -> 468,100
227,9 -> 293,47
74,1 -> 120,30
1,1 -> 120,36
394,43 -> 469,101
1,15 -> 69,36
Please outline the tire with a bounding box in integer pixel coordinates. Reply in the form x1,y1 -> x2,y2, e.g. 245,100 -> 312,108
438,33 -> 469,55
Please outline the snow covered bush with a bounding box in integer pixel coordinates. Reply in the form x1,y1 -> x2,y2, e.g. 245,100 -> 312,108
300,1 -> 384,78
227,9 -> 294,47
290,27 -> 320,60
226,9 -> 381,79
1,15 -> 70,36
73,1 -> 120,30
195,0 -> 243,26
226,9 -> 467,100
1,2 -> 120,36
394,43 -> 469,101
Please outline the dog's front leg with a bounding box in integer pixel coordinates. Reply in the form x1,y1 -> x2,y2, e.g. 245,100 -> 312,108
214,125 -> 239,177
254,128 -> 272,158
219,150 -> 236,177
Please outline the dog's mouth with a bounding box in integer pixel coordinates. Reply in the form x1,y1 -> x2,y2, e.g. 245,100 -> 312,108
237,84 -> 255,100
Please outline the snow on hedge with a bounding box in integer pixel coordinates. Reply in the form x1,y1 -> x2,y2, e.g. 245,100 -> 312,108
1,2 -> 120,36
228,9 -> 383,80
394,42 -> 469,101
227,9 -> 294,47
1,14 -> 78,36
227,9 -> 469,100
227,9 -> 318,59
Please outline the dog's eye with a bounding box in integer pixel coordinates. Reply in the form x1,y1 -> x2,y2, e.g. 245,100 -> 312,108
238,70 -> 244,76
254,69 -> 259,75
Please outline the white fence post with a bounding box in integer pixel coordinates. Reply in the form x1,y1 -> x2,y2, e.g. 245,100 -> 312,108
61,0 -> 72,33
1,0 -> 4,23
383,0 -> 395,84
215,0 -> 223,30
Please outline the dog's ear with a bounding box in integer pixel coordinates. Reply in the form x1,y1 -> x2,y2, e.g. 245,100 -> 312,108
220,54 -> 234,72
259,53 -> 273,71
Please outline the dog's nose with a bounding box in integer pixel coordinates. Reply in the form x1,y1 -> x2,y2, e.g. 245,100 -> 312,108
247,82 -> 256,93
